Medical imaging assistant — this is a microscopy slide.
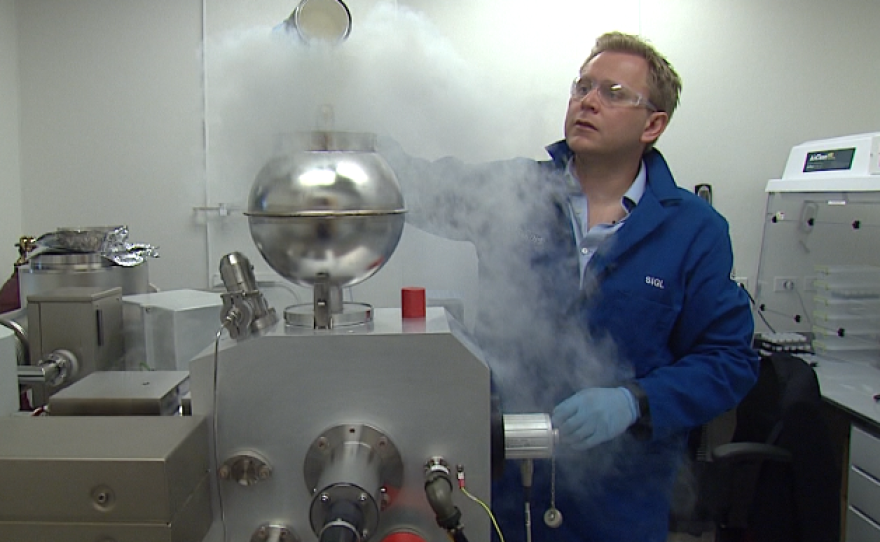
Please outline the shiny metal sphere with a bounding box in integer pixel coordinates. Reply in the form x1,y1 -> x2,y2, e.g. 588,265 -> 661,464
247,131 -> 405,288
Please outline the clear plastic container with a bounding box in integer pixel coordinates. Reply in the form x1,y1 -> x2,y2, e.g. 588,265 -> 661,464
812,324 -> 880,353
813,264 -> 880,299
812,311 -> 880,332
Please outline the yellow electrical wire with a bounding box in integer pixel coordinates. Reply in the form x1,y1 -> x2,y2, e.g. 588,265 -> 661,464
460,486 -> 505,542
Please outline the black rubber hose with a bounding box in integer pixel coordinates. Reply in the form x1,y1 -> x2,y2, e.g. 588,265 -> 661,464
320,524 -> 359,542
424,471 -> 462,531
319,501 -> 364,542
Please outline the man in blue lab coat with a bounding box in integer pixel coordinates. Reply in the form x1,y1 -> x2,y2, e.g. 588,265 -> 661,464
381,31 -> 758,542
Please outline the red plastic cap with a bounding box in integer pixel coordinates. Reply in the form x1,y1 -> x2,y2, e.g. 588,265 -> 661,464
401,286 -> 426,319
381,532 -> 427,542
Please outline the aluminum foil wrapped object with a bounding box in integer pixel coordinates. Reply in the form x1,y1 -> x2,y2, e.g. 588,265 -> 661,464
31,226 -> 159,267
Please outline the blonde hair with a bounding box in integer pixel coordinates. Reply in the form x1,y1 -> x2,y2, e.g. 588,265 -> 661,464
583,32 -> 682,121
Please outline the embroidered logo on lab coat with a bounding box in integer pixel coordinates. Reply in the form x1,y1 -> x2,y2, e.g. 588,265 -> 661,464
646,276 -> 665,289
521,229 -> 546,245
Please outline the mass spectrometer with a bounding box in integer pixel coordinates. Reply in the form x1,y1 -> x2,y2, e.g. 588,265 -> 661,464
0,129 -> 556,542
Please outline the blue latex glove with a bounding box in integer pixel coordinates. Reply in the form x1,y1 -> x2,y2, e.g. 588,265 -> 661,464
551,387 -> 639,451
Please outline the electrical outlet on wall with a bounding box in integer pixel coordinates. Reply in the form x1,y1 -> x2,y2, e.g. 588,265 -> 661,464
773,276 -> 799,292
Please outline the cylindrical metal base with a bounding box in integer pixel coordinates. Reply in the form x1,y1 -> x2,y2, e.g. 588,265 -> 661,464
503,413 -> 557,460
18,255 -> 150,308
284,302 -> 373,328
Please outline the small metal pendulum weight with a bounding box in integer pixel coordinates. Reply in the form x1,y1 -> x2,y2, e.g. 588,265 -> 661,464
543,455 -> 563,528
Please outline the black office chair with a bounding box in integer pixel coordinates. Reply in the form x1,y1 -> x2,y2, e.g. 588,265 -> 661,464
709,352 -> 841,542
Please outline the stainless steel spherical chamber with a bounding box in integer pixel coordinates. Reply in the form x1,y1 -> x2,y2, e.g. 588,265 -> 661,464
246,131 -> 405,290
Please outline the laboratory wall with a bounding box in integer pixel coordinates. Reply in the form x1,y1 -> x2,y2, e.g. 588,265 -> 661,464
15,0 -> 207,290
639,0 -> 880,284
0,0 -> 22,276
8,0 -> 880,298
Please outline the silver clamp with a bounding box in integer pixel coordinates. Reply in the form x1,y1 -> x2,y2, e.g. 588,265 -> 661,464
219,252 -> 278,339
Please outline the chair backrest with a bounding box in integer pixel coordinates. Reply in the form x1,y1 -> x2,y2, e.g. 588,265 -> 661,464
724,352 -> 841,542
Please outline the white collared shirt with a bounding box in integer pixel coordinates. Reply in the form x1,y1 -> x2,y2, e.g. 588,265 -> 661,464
565,158 -> 647,283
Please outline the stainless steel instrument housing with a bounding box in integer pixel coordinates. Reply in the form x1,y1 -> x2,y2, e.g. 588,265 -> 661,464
189,308 -> 492,542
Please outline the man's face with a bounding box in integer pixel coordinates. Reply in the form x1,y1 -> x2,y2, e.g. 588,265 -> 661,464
564,51 -> 665,157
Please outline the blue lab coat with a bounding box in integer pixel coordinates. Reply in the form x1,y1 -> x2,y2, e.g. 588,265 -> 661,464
486,142 -> 760,542
380,138 -> 759,542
